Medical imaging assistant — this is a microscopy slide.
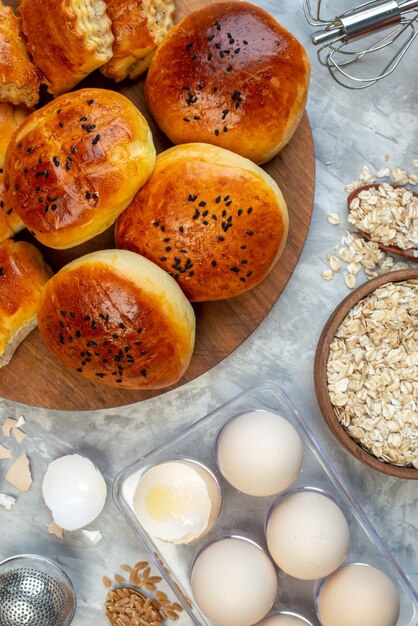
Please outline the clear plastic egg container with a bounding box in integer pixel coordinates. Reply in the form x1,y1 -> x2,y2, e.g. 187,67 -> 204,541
113,383 -> 418,626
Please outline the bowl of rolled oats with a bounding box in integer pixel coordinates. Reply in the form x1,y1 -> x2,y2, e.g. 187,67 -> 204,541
315,269 -> 418,479
347,183 -> 418,260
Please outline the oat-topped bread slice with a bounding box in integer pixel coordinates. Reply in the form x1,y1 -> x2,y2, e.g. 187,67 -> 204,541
101,0 -> 175,82
0,4 -> 40,107
18,0 -> 114,96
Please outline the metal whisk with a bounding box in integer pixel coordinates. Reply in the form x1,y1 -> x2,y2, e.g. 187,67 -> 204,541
304,0 -> 418,88
0,555 -> 76,626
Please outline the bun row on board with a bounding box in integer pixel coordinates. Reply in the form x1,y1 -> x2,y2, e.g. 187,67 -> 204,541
0,1 -> 310,390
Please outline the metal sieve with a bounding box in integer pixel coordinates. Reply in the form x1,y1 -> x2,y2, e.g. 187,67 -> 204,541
0,554 -> 76,626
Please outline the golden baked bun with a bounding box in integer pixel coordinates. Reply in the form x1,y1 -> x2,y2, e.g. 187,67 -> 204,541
0,174 -> 24,243
101,0 -> 176,82
18,0 -> 114,96
0,239 -> 51,367
0,103 -> 30,170
145,1 -> 310,165
4,88 -> 156,249
115,143 -> 288,302
0,4 -> 41,107
38,249 -> 196,389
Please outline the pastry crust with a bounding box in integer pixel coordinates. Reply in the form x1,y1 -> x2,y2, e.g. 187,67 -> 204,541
0,102 -> 30,170
101,0 -> 175,82
115,143 -> 288,302
145,1 -> 310,164
0,174 -> 25,244
0,4 -> 40,107
38,249 -> 196,389
18,0 -> 114,96
5,88 -> 156,249
0,239 -> 51,367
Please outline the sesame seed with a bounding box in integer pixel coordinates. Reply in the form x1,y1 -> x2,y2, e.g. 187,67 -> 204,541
226,65 -> 233,72
160,256 -> 167,262
88,99 -> 95,105
85,192 -> 91,199
246,230 -> 254,236
191,54 -> 198,61
71,146 -> 77,154
215,129 -> 220,136
208,34 -> 215,41
230,266 -> 239,273
59,122 -> 64,128
234,48 -> 241,54
179,226 -> 184,233
80,116 -> 88,122
208,53 -> 213,61
199,201 -> 206,207
211,260 -> 217,266
66,162 -> 71,170
183,117 -> 190,122
92,134 -> 100,145
223,126 -> 228,133
247,207 -> 253,214
53,156 -> 60,167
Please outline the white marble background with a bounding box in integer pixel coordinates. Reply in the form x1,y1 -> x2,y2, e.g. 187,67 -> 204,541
0,1 -> 417,624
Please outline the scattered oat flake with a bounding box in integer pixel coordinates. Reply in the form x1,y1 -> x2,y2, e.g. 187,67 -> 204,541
0,443 -> 12,460
344,273 -> 357,289
413,159 -> 418,168
0,493 -> 16,511
2,418 -> 17,437
329,256 -> 341,272
48,521 -> 64,539
82,529 -> 102,544
5,453 -> 32,492
384,154 -> 390,162
327,212 -> 340,225
321,269 -> 334,280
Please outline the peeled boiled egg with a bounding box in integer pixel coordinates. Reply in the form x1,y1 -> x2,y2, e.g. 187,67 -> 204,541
266,490 -> 349,580
42,454 -> 107,531
133,460 -> 222,544
317,563 -> 400,626
216,410 -> 303,496
257,614 -> 313,626
191,536 -> 278,626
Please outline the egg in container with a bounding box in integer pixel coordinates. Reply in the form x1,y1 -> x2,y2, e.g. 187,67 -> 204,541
256,612 -> 314,625
112,384 -> 418,626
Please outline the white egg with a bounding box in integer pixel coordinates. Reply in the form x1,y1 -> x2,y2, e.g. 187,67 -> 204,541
133,460 -> 222,544
42,454 -> 107,531
257,614 -> 312,626
266,490 -> 349,580
317,563 -> 400,626
191,536 -> 278,626
216,411 -> 303,497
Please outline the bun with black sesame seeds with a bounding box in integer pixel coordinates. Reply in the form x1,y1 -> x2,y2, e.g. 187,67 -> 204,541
0,173 -> 25,243
4,88 -> 156,249
37,249 -> 196,389
0,239 -> 52,368
18,0 -> 114,96
115,143 -> 288,302
145,1 -> 310,165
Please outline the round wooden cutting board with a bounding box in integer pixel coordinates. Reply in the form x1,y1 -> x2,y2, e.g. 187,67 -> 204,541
1,0 -> 315,410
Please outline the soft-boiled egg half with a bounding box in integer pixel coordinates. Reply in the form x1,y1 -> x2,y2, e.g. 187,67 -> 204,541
316,563 -> 400,626
133,459 -> 222,544
42,454 -> 107,531
191,536 -> 278,626
216,410 -> 303,496
266,490 -> 349,580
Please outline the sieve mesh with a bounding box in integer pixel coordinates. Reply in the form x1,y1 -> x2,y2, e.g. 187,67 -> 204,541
0,556 -> 76,626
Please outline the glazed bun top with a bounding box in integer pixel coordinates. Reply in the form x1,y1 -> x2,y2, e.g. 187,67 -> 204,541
115,143 -> 288,302
145,1 -> 310,164
4,88 -> 156,249
37,249 -> 196,390
0,103 -> 30,170
0,239 -> 51,362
